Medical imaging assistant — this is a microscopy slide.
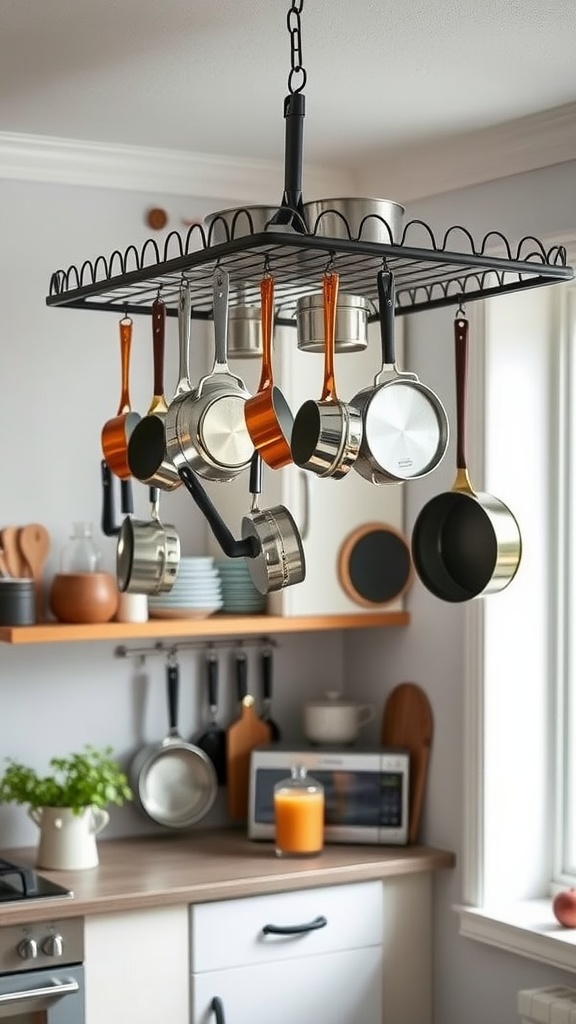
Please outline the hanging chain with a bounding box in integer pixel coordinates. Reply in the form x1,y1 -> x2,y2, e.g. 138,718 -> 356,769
286,0 -> 306,94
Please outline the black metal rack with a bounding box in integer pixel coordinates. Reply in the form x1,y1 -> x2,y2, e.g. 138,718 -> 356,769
46,212 -> 574,323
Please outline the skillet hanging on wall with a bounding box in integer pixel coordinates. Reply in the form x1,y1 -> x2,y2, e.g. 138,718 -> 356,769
337,522 -> 413,608
411,313 -> 522,602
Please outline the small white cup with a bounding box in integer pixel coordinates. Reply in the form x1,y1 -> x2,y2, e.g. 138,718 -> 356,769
115,592 -> 148,623
303,692 -> 375,745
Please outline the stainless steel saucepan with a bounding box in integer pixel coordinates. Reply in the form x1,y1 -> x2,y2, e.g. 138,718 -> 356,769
352,269 -> 449,484
166,268 -> 254,482
129,281 -> 194,491
241,452 -> 306,595
116,488 -> 180,595
131,655 -> 218,829
290,272 -> 363,479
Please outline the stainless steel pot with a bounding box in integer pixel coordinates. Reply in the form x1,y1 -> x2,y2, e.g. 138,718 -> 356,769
129,281 -> 193,491
228,305 -> 263,358
296,292 -> 369,353
205,205 -> 299,244
303,197 -> 405,244
241,453 -> 306,594
352,269 -> 449,483
131,657 -> 218,829
291,272 -> 362,479
166,268 -> 254,483
116,489 -> 180,595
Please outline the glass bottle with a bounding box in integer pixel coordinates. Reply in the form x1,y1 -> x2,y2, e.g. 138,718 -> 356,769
60,522 -> 102,574
273,764 -> 324,858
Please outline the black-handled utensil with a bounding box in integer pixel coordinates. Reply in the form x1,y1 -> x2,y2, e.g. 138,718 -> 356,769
195,647 -> 227,785
260,646 -> 281,741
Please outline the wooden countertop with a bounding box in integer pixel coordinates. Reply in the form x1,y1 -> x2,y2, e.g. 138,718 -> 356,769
0,828 -> 455,925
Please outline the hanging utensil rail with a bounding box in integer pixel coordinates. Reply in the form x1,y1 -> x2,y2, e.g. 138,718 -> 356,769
114,637 -> 278,660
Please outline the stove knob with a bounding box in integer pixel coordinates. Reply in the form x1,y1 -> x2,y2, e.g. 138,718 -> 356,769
41,933 -> 64,958
17,937 -> 38,960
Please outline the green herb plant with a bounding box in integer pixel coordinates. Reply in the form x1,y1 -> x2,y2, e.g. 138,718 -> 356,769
0,745 -> 133,815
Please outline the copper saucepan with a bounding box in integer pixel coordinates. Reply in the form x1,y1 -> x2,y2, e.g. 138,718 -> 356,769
411,314 -> 522,602
243,273 -> 293,469
290,272 -> 362,479
101,315 -> 140,478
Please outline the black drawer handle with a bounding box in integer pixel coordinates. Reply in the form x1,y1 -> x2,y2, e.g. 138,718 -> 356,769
211,996 -> 226,1024
262,914 -> 327,936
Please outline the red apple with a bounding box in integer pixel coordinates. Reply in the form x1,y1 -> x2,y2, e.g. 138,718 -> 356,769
552,889 -> 576,927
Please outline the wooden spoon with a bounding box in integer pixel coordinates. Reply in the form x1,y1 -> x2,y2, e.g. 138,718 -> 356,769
1,527 -> 25,578
18,524 -> 51,622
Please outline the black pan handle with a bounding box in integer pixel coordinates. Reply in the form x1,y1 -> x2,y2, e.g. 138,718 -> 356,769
206,648 -> 218,710
167,659 -> 179,733
249,451 -> 262,497
101,460 -> 118,537
454,315 -> 469,472
270,93 -> 306,231
262,915 -> 327,936
121,478 -> 134,515
178,466 -> 260,560
235,649 -> 248,702
377,269 -> 396,366
211,997 -> 226,1024
261,647 -> 273,703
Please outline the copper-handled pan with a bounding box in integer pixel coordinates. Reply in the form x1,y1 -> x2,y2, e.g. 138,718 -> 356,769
101,315 -> 140,478
352,269 -> 449,483
290,272 -> 362,479
127,296 -> 175,489
130,282 -> 193,492
411,314 -> 522,602
243,273 -> 294,468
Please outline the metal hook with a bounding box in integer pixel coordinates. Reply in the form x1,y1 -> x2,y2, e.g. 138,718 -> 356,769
456,300 -> 466,317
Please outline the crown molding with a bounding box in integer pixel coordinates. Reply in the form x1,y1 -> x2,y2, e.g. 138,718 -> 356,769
1,101 -> 575,203
353,102 -> 576,202
0,131 -> 352,202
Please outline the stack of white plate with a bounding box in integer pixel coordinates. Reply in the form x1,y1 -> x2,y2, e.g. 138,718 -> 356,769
148,556 -> 223,619
216,559 -> 267,614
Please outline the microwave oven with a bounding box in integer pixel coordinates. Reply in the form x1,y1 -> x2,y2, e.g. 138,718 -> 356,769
248,745 -> 410,845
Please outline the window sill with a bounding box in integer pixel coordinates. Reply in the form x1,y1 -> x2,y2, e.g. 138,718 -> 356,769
456,901 -> 576,974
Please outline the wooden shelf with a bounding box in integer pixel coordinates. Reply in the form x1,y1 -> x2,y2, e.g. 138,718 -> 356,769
0,611 -> 410,645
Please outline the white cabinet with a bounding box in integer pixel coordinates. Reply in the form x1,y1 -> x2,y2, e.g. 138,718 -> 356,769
190,881 -> 383,1024
84,905 -> 189,1024
207,321 -> 406,616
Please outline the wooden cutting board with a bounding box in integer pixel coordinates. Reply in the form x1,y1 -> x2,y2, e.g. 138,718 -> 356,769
381,682 -> 433,844
226,695 -> 271,821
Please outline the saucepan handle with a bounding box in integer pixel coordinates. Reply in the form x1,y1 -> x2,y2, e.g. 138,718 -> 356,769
178,466 -> 260,560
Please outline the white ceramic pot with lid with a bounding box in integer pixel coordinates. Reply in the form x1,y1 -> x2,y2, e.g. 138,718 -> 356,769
303,691 -> 375,746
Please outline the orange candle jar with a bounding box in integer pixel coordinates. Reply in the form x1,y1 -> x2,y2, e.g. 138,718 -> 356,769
274,765 -> 324,858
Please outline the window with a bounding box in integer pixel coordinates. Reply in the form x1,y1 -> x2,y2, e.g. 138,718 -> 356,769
457,262 -> 576,971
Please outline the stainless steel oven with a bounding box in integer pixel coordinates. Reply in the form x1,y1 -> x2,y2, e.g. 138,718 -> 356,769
0,859 -> 84,1023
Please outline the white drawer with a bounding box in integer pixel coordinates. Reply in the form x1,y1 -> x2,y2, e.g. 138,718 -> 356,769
190,881 -> 383,972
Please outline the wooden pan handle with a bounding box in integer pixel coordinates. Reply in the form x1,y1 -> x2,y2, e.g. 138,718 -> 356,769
320,272 -> 339,402
151,298 -> 166,397
117,317 -> 133,415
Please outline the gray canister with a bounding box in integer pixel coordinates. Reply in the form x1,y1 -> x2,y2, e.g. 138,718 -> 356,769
0,580 -> 35,625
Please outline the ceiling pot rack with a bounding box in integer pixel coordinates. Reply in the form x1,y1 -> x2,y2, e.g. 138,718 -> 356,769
114,636 -> 279,661
44,0 -> 573,323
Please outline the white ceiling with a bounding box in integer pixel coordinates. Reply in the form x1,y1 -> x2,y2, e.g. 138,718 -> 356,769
2,0 -> 576,176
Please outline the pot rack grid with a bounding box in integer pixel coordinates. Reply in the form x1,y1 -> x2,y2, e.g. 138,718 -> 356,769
45,212 -> 574,325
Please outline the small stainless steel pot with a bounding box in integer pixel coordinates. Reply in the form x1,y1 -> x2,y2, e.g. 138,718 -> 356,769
228,305 -> 262,358
297,293 -> 370,353
241,453 -> 306,594
291,272 -> 363,479
116,489 -> 180,595
204,205 -> 298,244
303,197 -> 405,244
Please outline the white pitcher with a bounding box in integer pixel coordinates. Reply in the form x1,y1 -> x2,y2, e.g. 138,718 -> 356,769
29,805 -> 109,870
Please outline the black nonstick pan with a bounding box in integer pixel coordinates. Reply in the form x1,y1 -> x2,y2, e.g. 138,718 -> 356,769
194,646 -> 227,785
411,314 -> 522,602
